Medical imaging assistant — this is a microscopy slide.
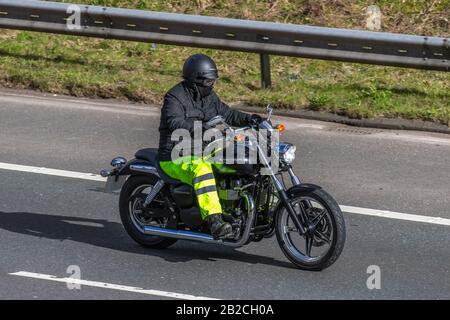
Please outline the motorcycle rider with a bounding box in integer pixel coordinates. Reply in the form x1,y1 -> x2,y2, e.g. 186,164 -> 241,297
158,53 -> 263,239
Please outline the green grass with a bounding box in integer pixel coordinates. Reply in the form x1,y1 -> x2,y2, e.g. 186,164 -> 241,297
0,0 -> 448,124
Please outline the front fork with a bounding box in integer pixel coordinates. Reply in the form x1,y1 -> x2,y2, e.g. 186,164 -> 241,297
271,165 -> 308,235
255,138 -> 307,235
288,166 -> 301,186
286,166 -> 314,219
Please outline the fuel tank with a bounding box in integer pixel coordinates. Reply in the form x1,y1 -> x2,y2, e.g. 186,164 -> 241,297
212,141 -> 260,176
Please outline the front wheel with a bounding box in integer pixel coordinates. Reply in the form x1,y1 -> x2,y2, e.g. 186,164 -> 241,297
275,188 -> 345,271
119,175 -> 177,249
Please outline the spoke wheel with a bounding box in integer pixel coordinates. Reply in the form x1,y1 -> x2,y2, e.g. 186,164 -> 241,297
119,175 -> 177,249
281,197 -> 334,263
128,184 -> 168,234
276,188 -> 345,270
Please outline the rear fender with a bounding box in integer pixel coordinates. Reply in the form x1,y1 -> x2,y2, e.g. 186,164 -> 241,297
104,159 -> 160,193
117,159 -> 160,177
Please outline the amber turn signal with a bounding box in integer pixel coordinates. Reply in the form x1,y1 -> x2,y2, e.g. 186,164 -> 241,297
275,123 -> 285,133
235,133 -> 245,142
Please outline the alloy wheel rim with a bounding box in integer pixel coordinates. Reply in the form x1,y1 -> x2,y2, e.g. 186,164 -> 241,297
281,196 -> 334,263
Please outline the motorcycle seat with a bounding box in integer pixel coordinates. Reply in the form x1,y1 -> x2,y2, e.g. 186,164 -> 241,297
135,148 -> 158,163
135,148 -> 183,185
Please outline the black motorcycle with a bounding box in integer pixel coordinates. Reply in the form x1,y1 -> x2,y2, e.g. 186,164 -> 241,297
101,106 -> 345,270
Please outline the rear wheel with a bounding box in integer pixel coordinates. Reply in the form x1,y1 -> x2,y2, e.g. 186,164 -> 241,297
275,188 -> 345,271
119,175 -> 177,249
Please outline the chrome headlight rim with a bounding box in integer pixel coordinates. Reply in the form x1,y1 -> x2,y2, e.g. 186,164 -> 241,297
279,143 -> 296,164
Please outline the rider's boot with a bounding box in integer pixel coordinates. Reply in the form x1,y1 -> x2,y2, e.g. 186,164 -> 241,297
207,213 -> 233,240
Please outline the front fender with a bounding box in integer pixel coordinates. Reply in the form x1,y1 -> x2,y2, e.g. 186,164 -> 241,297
270,183 -> 322,219
286,183 -> 322,197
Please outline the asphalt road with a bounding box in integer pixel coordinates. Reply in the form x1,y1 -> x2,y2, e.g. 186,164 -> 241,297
0,88 -> 449,299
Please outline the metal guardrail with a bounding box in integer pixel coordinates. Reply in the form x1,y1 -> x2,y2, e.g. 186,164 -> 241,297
0,0 -> 448,88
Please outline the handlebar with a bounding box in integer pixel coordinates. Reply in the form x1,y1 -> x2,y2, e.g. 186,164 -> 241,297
202,120 -> 278,159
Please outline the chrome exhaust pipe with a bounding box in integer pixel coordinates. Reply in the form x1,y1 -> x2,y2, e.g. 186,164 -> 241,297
143,192 -> 255,248
228,192 -> 255,247
143,226 -> 221,244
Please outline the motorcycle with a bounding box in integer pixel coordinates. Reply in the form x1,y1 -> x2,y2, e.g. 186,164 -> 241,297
101,106 -> 345,270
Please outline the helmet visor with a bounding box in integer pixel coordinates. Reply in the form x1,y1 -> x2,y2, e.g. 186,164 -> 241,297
196,78 -> 216,87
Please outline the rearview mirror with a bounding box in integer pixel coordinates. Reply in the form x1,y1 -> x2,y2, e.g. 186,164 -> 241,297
266,104 -> 273,121
206,115 -> 224,127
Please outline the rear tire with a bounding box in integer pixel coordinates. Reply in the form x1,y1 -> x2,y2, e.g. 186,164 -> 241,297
119,175 -> 177,249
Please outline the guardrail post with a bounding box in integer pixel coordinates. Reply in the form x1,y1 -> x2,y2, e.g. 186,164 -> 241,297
260,53 -> 271,89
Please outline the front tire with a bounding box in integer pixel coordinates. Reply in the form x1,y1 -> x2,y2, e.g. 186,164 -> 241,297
119,175 -> 177,249
275,188 -> 345,271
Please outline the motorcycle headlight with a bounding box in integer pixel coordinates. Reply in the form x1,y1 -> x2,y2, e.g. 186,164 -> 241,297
279,143 -> 296,164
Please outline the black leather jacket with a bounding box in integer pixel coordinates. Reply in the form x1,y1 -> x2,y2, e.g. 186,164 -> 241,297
158,81 -> 252,161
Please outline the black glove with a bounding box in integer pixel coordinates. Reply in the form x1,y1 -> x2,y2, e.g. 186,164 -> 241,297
248,114 -> 264,127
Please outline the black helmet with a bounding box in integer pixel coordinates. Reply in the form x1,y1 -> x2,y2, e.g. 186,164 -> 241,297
182,54 -> 219,84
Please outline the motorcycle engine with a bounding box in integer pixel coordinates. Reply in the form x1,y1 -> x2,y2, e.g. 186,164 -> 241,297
217,177 -> 247,218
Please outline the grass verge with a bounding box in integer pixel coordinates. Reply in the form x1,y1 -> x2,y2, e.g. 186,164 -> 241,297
0,0 -> 448,125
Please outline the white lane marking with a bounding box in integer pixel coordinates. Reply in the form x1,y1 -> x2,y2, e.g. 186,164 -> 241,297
10,271 -> 218,300
0,93 -> 159,116
1,161 -> 450,227
340,205 -> 450,226
0,162 -> 106,182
